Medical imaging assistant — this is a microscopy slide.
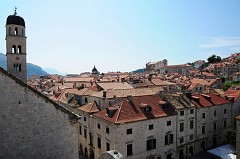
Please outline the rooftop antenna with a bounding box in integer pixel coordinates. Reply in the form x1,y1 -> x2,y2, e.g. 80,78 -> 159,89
14,6 -> 17,15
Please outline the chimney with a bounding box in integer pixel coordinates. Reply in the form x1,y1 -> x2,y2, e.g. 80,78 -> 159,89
191,96 -> 200,103
127,95 -> 132,103
148,77 -> 152,82
202,94 -> 211,101
103,91 -> 107,98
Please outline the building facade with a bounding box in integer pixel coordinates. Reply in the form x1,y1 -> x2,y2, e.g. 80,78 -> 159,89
6,10 -> 27,82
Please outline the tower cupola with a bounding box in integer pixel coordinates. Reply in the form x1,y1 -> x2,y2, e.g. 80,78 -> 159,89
6,8 -> 27,82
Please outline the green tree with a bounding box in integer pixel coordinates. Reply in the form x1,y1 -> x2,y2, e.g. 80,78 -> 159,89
207,54 -> 222,63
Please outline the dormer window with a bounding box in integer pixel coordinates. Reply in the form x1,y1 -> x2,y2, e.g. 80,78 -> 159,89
106,107 -> 118,117
140,103 -> 152,113
159,101 -> 167,109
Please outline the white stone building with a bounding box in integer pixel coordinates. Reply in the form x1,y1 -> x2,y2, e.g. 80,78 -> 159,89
78,95 -> 177,159
160,92 -> 196,159
146,59 -> 168,72
190,93 -> 231,154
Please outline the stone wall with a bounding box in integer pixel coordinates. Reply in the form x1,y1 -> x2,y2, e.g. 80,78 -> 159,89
0,71 -> 79,159
237,117 -> 240,159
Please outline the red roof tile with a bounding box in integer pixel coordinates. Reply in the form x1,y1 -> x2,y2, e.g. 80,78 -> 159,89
94,95 -> 176,124
190,93 -> 230,108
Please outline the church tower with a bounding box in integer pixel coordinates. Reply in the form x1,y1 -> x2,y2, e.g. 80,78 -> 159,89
6,9 -> 27,82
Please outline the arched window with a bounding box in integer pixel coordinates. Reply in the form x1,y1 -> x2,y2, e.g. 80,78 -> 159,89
12,45 -> 16,53
19,64 -> 21,72
9,27 -> 11,35
22,29 -> 24,36
18,45 -> 22,53
15,27 -> 18,35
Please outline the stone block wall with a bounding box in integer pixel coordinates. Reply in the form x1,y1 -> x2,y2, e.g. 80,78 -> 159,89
0,72 -> 79,159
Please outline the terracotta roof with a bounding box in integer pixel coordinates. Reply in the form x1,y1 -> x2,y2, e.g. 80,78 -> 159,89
94,95 -> 176,124
187,83 -> 200,90
64,77 -> 94,82
91,87 -> 163,99
224,89 -> 240,102
78,101 -> 100,113
189,93 -> 230,109
56,88 -> 96,103
96,82 -> 134,90
150,78 -> 176,86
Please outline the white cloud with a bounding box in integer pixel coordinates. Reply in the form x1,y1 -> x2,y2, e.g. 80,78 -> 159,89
199,37 -> 240,48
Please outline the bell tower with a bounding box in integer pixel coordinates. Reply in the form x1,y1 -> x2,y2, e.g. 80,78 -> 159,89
6,8 -> 27,82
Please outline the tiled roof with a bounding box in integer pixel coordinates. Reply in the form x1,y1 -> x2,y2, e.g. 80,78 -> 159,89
189,93 -> 230,108
94,95 -> 176,124
96,82 -> 134,90
56,88 -> 96,103
150,78 -> 176,86
91,87 -> 163,99
78,101 -> 100,113
224,89 -> 240,102
187,83 -> 200,90
162,92 -> 195,109
64,77 -> 94,82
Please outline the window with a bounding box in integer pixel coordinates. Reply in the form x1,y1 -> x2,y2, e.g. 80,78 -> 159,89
190,120 -> 194,129
165,134 -> 173,145
97,137 -> 101,149
12,45 -> 16,53
202,126 -> 205,134
85,97 -> 88,103
214,111 -> 216,116
79,126 -> 82,135
190,109 -> 194,114
97,123 -> 101,129
167,121 -> 171,126
180,110 -> 184,116
214,123 -> 217,130
224,120 -> 227,128
190,134 -> 193,140
147,139 -> 156,150
127,128 -> 132,134
180,122 -> 184,132
106,142 -> 110,151
149,124 -> 153,130
18,45 -> 21,53
14,64 -> 21,72
127,144 -> 133,156
179,137 -> 184,144
224,109 -> 227,114
106,127 -> 109,134
84,128 -> 87,138
202,113 -> 205,119
84,117 -> 86,121
15,27 -> 18,35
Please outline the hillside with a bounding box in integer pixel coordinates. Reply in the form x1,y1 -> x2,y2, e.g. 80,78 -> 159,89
0,53 -> 48,77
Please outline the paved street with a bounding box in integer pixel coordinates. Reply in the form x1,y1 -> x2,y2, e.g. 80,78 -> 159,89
189,151 -> 214,159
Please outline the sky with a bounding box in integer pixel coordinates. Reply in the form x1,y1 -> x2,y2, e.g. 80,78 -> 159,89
1,0 -> 240,74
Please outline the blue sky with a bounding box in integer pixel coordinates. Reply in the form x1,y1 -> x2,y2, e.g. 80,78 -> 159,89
1,0 -> 240,74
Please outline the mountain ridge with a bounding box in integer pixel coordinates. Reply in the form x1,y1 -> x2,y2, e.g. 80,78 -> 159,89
0,53 -> 48,77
